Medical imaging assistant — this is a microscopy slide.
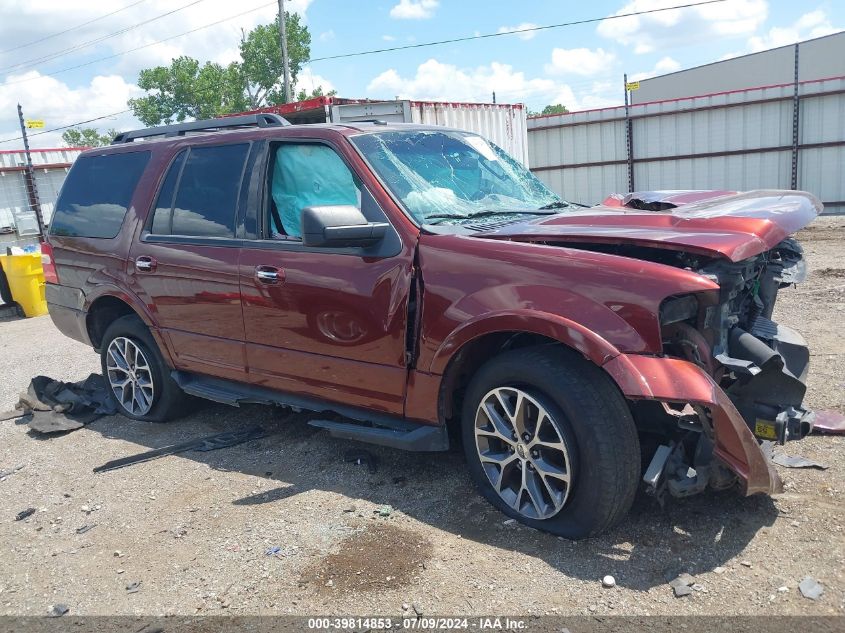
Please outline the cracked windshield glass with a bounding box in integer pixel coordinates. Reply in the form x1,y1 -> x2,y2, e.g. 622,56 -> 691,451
351,130 -> 573,225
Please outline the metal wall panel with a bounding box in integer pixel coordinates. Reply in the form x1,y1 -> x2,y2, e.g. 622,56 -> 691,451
528,76 -> 845,211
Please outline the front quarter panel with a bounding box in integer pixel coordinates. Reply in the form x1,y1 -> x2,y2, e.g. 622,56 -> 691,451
417,234 -> 718,374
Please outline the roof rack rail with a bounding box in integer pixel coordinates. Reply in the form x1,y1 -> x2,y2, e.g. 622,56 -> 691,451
111,113 -> 291,144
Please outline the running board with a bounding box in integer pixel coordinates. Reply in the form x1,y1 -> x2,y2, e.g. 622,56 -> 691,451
308,419 -> 449,452
171,370 -> 449,452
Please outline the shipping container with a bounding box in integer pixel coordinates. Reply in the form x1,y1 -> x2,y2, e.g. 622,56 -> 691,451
238,96 -> 530,166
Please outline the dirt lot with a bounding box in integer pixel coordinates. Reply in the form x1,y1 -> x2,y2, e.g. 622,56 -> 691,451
0,216 -> 843,618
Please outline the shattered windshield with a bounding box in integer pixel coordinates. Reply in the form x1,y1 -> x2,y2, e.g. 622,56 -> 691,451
351,130 -> 569,225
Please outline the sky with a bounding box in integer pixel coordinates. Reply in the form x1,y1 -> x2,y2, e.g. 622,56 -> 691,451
0,0 -> 842,149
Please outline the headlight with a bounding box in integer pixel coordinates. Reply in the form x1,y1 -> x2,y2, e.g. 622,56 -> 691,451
660,295 -> 699,325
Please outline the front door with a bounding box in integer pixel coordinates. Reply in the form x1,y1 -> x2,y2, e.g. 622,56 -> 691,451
129,143 -> 252,382
238,139 -> 413,415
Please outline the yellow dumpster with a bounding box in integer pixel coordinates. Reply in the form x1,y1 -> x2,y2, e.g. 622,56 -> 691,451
0,252 -> 48,318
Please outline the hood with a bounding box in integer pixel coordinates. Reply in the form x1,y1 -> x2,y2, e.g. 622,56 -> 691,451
477,190 -> 822,262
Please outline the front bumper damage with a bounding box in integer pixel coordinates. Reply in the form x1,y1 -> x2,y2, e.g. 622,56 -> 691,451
604,354 -> 783,496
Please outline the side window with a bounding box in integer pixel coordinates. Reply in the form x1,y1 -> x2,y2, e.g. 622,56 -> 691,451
269,143 -> 361,239
150,150 -> 186,235
50,151 -> 150,238
149,144 -> 249,238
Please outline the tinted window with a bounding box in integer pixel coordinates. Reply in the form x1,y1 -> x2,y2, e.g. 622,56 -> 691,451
50,151 -> 150,238
170,144 -> 249,237
150,151 -> 186,235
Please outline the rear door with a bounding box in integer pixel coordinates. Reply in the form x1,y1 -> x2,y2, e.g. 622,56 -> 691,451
128,142 -> 255,382
238,137 -> 414,415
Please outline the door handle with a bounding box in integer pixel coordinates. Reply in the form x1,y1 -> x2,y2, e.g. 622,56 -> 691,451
135,256 -> 157,273
255,265 -> 284,284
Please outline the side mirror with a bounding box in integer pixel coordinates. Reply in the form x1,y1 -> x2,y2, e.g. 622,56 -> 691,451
301,205 -> 389,248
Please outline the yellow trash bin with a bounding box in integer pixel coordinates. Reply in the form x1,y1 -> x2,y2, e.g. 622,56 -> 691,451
0,252 -> 48,318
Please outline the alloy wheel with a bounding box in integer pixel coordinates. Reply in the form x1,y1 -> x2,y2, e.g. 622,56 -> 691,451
474,386 -> 573,519
106,336 -> 155,416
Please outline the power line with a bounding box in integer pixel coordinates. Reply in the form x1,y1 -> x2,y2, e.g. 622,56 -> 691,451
0,0 -> 150,56
2,1 -> 277,87
0,0 -> 209,75
0,110 -> 132,146
308,0 -> 728,63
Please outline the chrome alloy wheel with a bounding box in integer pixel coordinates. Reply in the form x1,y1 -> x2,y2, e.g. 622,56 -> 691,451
106,336 -> 155,416
474,387 -> 573,519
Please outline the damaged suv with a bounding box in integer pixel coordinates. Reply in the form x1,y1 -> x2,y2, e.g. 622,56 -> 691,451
44,113 -> 821,538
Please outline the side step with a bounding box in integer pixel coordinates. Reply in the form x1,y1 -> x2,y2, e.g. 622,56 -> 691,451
308,419 -> 449,452
171,370 -> 450,452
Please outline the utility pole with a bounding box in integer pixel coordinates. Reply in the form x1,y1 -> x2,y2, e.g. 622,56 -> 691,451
278,0 -> 292,103
16,103 -> 45,239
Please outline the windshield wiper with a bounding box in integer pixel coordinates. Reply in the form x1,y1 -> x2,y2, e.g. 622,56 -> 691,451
538,200 -> 589,209
425,209 -> 558,224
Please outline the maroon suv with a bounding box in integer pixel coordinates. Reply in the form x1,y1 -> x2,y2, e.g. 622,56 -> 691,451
44,113 -> 820,538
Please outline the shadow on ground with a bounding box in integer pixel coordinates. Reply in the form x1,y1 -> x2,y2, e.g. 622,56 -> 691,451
72,401 -> 777,591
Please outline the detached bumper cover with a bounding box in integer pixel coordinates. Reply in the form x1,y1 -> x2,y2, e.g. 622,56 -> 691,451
604,354 -> 782,495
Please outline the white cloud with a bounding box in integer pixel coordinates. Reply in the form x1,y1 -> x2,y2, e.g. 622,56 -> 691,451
0,0 -> 314,84
747,9 -> 841,52
545,47 -> 616,76
0,71 -> 143,147
319,29 -> 335,42
382,34 -> 397,41
497,23 -> 539,41
389,0 -> 439,20
628,55 -> 681,81
294,67 -> 335,96
597,0 -> 768,54
366,58 -> 622,112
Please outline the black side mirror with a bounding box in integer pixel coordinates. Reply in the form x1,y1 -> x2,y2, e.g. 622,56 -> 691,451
301,205 -> 389,248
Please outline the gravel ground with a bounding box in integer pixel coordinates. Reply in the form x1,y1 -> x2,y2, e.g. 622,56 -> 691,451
0,216 -> 842,617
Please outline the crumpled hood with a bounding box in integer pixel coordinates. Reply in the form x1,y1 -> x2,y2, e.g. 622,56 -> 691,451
477,190 -> 822,262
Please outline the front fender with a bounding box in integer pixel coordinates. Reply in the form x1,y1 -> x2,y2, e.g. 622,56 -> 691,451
427,310 -> 623,375
603,354 -> 781,495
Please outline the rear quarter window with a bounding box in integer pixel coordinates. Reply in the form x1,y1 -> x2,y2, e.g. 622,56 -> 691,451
50,151 -> 150,238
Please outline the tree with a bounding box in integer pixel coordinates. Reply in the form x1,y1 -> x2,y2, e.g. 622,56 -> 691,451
61,127 -> 119,147
128,11 -> 329,126
528,103 -> 569,117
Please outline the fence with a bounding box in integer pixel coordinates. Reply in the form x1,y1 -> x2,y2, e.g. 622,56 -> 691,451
0,148 -> 82,250
527,74 -> 845,214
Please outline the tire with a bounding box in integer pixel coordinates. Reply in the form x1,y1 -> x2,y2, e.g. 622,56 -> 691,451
461,345 -> 640,539
100,314 -> 188,423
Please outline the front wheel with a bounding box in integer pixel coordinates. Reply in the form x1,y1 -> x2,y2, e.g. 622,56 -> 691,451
461,346 -> 640,539
100,315 -> 188,422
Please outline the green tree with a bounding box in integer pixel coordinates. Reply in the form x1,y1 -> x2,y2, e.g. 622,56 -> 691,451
61,127 -> 119,147
528,103 -> 569,117
129,11 -> 328,126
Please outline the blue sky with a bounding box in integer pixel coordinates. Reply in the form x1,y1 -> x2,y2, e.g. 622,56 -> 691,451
0,0 -> 842,148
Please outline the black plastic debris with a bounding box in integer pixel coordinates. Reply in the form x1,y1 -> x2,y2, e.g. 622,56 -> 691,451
0,374 -> 117,434
771,454 -> 828,470
344,449 -> 378,474
15,507 -> 36,521
93,426 -> 268,473
76,524 -> 97,534
0,464 -> 24,479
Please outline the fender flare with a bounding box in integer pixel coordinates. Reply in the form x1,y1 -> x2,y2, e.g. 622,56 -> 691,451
427,309 -> 623,375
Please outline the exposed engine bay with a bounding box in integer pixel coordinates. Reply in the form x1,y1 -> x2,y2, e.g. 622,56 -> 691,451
551,237 -> 814,500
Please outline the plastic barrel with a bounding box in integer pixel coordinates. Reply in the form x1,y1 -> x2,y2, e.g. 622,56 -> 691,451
0,253 -> 48,318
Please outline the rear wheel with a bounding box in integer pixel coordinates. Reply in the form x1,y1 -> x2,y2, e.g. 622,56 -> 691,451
100,315 -> 188,422
461,346 -> 640,538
